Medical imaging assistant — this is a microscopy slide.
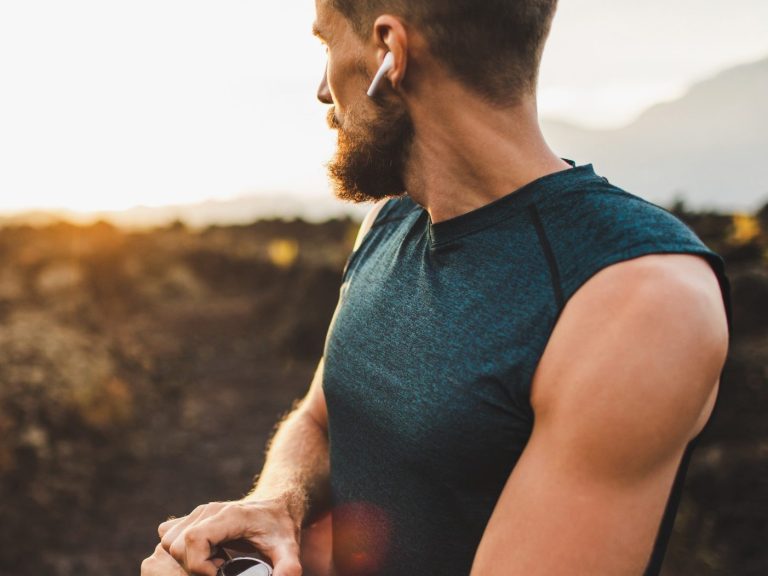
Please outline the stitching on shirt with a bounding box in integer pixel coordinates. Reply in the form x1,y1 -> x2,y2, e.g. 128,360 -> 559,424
429,179 -> 593,249
372,214 -> 414,229
528,204 -> 566,311
343,202 -> 420,282
371,201 -> 422,230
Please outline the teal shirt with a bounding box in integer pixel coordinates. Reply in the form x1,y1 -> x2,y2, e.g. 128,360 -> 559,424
322,164 -> 731,576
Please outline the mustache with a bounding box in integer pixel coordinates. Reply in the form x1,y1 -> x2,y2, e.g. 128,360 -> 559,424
327,108 -> 342,130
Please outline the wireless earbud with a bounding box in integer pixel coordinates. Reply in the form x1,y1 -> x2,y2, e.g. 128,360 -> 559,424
367,52 -> 395,98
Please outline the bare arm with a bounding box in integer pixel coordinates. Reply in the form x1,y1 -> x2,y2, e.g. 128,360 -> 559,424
245,358 -> 331,524
247,194 -> 390,518
470,254 -> 729,575
156,360 -> 328,576
151,200 -> 388,576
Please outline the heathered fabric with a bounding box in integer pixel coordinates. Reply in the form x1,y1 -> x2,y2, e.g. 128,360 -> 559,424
322,164 -> 732,576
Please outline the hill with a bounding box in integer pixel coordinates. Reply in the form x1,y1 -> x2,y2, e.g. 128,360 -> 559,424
543,56 -> 768,211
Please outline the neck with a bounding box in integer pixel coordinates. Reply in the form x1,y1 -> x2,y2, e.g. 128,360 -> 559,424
402,85 -> 570,224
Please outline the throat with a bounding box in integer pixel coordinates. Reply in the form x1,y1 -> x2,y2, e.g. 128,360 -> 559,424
405,140 -> 571,224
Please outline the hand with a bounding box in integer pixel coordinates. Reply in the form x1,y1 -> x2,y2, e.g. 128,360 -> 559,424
158,498 -> 303,576
141,543 -> 188,576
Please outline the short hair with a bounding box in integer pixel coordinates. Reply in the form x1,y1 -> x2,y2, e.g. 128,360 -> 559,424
331,0 -> 559,106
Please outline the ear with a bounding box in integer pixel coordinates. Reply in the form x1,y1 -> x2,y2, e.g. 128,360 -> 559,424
372,15 -> 408,90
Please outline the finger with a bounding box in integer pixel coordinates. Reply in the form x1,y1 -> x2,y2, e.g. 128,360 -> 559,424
273,560 -> 303,576
140,556 -> 153,576
161,507 -> 208,544
142,543 -> 187,576
159,516 -> 180,539
271,542 -> 303,576
161,505 -> 209,552
180,508 -> 251,576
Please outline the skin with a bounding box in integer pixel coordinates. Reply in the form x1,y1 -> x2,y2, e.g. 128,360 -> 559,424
314,1 -> 570,223
149,360 -> 330,576
469,254 -> 727,575
145,1 -> 729,574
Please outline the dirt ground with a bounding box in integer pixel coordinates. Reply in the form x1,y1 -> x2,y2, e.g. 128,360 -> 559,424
0,212 -> 766,575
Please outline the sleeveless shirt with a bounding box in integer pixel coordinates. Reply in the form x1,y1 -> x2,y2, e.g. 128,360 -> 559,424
322,163 -> 732,576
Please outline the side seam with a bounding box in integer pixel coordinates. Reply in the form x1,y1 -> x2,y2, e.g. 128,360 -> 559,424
528,204 -> 566,311
643,436 -> 699,576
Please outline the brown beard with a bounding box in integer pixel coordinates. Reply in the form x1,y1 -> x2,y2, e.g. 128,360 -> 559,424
326,98 -> 414,203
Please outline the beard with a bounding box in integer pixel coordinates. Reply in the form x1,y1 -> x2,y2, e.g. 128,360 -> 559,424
326,97 -> 414,204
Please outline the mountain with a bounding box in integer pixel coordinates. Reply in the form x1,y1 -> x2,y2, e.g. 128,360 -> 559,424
542,56 -> 768,211
4,57 -> 764,229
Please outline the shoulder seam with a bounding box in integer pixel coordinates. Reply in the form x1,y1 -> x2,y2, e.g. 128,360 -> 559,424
341,199 -> 418,283
528,204 -> 566,311
373,214 -> 413,228
371,200 -> 421,230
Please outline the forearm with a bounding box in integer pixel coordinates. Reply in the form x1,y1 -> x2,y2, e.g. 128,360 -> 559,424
245,404 -> 331,527
155,359 -> 331,575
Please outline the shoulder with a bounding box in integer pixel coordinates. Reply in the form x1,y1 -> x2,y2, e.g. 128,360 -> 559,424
532,252 -> 729,456
352,199 -> 389,251
471,255 -> 730,575
352,196 -> 420,250
539,180 -> 701,250
533,179 -> 722,304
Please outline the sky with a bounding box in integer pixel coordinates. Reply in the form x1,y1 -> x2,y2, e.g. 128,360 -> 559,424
0,0 -> 766,214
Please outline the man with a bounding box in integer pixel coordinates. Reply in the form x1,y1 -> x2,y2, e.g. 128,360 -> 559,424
143,1 -> 731,575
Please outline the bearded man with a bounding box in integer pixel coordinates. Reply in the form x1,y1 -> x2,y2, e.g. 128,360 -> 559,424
143,1 -> 731,575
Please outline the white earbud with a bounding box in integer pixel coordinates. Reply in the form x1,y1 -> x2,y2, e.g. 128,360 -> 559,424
367,52 -> 395,97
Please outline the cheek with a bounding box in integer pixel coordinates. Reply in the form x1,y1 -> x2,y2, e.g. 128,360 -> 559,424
327,50 -> 369,112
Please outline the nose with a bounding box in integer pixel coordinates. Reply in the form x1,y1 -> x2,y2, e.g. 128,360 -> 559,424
317,67 -> 332,104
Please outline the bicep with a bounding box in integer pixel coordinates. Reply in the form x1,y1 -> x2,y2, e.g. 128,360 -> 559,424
471,254 -> 728,575
471,422 -> 685,576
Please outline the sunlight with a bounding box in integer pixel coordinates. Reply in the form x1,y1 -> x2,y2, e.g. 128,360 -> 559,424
730,214 -> 761,245
0,0 -> 765,216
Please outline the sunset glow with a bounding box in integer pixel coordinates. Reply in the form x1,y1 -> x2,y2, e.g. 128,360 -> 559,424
0,0 -> 766,215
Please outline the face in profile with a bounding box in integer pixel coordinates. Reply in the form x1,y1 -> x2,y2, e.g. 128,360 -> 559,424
315,1 -> 414,203
326,94 -> 413,204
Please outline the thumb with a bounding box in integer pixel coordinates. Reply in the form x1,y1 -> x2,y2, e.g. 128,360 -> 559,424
181,513 -> 246,576
270,542 -> 303,576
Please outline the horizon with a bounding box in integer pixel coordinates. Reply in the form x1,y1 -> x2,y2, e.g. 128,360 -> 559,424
1,0 -> 767,217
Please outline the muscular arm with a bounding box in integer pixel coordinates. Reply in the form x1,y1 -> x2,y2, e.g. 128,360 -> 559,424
245,358 -> 331,525
155,365 -> 330,576
246,193 -> 389,517
151,200 -> 388,576
250,196 -> 389,513
470,254 -> 729,575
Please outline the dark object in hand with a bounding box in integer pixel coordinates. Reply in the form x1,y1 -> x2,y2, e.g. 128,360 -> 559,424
214,541 -> 273,576
217,556 -> 272,576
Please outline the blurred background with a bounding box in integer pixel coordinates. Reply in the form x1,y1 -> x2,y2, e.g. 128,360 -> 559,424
0,1 -> 766,575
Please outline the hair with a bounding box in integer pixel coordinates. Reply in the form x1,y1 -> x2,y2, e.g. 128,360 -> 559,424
330,0 -> 558,106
